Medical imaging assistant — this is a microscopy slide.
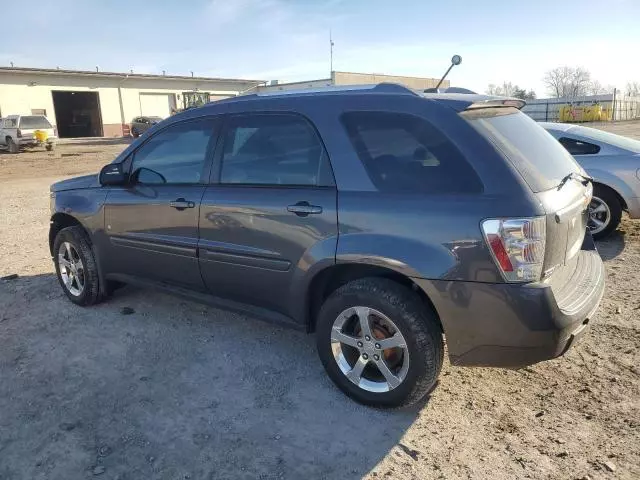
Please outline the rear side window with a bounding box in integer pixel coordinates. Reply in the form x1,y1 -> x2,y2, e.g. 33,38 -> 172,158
558,137 -> 601,155
341,111 -> 482,194
220,113 -> 332,186
18,116 -> 52,129
462,108 -> 580,192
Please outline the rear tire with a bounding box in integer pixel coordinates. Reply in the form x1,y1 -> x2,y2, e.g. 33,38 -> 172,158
316,277 -> 443,408
590,185 -> 622,240
7,137 -> 19,154
45,143 -> 54,151
131,128 -> 140,138
53,226 -> 103,306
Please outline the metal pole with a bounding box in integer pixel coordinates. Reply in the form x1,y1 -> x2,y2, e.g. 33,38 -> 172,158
329,31 -> 334,74
545,102 -> 549,122
612,88 -> 617,122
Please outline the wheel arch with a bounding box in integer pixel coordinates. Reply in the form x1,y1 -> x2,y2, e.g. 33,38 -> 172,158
592,181 -> 627,211
305,263 -> 443,334
49,213 -> 87,255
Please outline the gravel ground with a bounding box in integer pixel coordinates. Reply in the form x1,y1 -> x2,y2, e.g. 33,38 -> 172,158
0,129 -> 639,480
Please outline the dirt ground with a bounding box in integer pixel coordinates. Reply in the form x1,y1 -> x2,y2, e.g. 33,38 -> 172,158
0,126 -> 639,480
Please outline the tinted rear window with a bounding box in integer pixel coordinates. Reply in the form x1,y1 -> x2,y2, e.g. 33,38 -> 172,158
19,116 -> 52,129
341,111 -> 482,194
462,108 -> 580,192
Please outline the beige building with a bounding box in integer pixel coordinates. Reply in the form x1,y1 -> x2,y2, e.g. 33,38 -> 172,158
255,71 -> 448,93
0,67 -> 263,137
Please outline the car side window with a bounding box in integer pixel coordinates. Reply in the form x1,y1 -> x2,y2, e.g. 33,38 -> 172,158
219,114 -> 332,186
4,118 -> 17,128
130,117 -> 217,185
558,137 -> 601,155
341,111 -> 483,194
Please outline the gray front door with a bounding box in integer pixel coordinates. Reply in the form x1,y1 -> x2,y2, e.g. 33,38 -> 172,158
198,113 -> 338,316
102,116 -> 219,288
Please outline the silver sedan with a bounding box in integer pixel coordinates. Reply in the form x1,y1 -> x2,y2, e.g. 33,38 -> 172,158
542,122 -> 640,239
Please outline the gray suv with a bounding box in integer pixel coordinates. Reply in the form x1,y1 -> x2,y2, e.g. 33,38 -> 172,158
49,84 -> 605,407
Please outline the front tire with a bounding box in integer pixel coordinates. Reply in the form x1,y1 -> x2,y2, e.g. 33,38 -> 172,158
45,143 -> 54,151
7,137 -> 19,154
590,185 -> 622,240
53,226 -> 102,306
316,278 -> 443,408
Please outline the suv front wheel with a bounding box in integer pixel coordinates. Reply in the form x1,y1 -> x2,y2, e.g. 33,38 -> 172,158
53,226 -> 102,306
316,278 -> 443,408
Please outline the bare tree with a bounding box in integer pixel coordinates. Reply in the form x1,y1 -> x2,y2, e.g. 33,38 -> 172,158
626,81 -> 640,96
485,81 -> 519,97
543,66 -> 592,98
589,80 -> 606,96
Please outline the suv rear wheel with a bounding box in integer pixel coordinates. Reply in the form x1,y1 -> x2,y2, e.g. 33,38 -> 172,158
316,278 -> 443,407
53,226 -> 102,306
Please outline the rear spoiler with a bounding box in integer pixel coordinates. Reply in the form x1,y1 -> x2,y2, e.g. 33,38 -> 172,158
466,98 -> 526,110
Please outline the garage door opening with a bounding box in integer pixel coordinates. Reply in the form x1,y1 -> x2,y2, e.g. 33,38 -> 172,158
52,91 -> 103,138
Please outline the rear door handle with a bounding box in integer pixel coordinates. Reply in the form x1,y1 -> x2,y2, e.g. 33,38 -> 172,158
169,198 -> 195,210
287,202 -> 323,216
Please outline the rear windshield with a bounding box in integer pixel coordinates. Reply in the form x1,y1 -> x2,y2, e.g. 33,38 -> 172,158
462,108 -> 580,192
19,116 -> 52,129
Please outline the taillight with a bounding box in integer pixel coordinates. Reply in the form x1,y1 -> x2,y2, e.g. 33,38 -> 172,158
481,217 -> 546,282
16,128 -> 22,138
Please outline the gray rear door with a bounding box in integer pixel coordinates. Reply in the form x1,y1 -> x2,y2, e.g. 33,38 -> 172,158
198,112 -> 338,317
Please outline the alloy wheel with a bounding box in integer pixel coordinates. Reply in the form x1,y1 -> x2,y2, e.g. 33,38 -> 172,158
58,242 -> 85,296
588,196 -> 611,235
331,306 -> 409,393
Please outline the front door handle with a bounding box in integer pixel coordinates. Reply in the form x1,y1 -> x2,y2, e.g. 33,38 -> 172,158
287,201 -> 323,216
169,198 -> 195,210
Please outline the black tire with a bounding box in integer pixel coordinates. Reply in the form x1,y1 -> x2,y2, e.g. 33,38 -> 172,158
316,278 -> 444,408
131,128 -> 139,138
591,185 -> 622,240
45,143 -> 54,151
53,226 -> 102,306
7,137 -> 19,154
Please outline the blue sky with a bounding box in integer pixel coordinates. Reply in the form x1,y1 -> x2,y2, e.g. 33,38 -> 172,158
2,0 -> 639,96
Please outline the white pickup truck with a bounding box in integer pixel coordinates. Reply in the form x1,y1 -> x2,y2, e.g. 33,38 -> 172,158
0,115 -> 57,153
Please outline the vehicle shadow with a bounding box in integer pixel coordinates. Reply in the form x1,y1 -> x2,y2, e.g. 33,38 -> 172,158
596,230 -> 626,261
0,274 -> 425,479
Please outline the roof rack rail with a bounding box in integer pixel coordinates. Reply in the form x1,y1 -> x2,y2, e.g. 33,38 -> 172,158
233,82 -> 419,98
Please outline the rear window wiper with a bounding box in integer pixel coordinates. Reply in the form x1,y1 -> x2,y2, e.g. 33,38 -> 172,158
558,172 -> 593,190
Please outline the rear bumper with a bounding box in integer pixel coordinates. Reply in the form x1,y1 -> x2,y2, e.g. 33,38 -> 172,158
18,137 -> 57,146
415,238 -> 605,368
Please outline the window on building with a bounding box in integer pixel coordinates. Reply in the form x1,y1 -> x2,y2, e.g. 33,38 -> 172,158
220,114 -> 331,186
182,92 -> 211,110
558,137 -> 601,155
341,111 -> 482,194
130,117 -> 217,185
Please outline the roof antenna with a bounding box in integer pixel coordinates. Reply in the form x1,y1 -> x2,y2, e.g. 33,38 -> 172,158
432,55 -> 462,92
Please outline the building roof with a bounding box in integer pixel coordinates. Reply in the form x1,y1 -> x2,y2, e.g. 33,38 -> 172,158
0,66 -> 265,85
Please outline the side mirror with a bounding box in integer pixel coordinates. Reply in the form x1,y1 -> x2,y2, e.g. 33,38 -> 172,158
99,163 -> 127,186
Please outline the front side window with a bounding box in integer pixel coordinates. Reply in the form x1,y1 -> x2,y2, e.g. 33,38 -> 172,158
559,137 -> 601,155
342,111 -> 482,194
130,117 -> 217,185
220,114 -> 330,186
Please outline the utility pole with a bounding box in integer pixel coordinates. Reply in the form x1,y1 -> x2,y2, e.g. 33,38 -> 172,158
329,30 -> 334,74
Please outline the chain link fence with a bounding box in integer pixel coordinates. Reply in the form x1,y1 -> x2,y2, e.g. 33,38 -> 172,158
522,92 -> 640,123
